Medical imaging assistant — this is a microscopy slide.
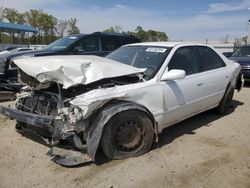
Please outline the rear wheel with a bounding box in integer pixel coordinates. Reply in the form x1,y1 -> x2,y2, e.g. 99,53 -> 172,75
101,110 -> 154,160
216,86 -> 234,115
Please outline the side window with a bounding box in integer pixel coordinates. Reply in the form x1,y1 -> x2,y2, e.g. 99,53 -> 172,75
197,46 -> 225,71
102,36 -> 121,51
74,37 -> 100,52
168,47 -> 199,75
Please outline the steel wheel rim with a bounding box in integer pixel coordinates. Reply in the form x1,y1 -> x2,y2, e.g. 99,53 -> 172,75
114,120 -> 145,152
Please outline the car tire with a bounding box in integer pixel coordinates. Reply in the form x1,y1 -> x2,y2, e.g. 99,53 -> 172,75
216,85 -> 234,115
101,110 -> 154,160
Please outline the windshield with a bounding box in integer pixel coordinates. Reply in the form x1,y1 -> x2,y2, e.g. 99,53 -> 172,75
232,47 -> 250,57
45,36 -> 81,50
106,46 -> 170,80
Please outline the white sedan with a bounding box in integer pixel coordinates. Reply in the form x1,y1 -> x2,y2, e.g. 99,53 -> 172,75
0,42 -> 243,166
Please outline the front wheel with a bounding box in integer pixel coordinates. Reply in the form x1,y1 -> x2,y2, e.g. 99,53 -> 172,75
101,110 -> 154,160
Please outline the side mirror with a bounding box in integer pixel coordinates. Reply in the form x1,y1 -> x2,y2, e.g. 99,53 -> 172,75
161,69 -> 186,81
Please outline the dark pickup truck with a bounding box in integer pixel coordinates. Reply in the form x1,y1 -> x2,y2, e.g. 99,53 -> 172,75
0,32 -> 140,91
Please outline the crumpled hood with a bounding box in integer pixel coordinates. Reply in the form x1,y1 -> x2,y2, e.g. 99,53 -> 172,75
13,55 -> 144,89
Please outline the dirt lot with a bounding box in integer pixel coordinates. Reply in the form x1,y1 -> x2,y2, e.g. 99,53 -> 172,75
0,86 -> 249,188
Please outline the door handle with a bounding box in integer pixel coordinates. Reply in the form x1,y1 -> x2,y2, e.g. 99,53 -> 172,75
197,83 -> 204,86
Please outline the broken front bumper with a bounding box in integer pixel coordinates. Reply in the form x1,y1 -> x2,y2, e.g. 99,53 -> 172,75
0,106 -> 54,130
0,106 -> 92,166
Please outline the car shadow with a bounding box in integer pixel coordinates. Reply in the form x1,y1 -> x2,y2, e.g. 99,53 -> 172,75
96,99 -> 244,166
16,99 -> 244,167
243,82 -> 250,88
17,128 -> 50,147
153,99 -> 243,149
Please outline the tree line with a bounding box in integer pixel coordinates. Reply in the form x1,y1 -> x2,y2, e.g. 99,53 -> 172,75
0,7 -> 169,45
103,25 -> 168,42
0,7 -> 80,44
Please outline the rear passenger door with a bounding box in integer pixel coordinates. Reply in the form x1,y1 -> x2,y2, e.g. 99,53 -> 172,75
195,46 -> 231,107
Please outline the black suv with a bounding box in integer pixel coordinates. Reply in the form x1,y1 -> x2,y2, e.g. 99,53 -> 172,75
0,32 -> 140,91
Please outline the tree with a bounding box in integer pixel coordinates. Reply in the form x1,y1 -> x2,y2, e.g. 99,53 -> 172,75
129,26 -> 168,42
67,18 -> 80,35
25,9 -> 41,43
103,27 -> 115,33
0,7 -> 3,21
25,9 -> 58,44
39,13 -> 57,43
16,13 -> 26,24
134,26 -> 148,41
55,19 -> 68,37
104,26 -> 168,42
0,7 -> 3,43
155,31 -> 168,41
3,8 -> 19,23
103,25 -> 123,33
1,7 -> 80,44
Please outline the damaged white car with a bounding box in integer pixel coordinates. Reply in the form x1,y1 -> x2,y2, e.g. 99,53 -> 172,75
0,42 -> 243,166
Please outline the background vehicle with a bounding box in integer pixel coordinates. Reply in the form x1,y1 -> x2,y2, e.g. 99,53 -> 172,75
0,42 -> 242,166
0,47 -> 33,55
0,32 -> 140,91
0,46 -> 18,54
222,51 -> 233,58
229,45 -> 250,81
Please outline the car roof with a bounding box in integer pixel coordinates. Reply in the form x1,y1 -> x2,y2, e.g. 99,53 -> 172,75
125,41 -> 208,48
69,32 -> 138,38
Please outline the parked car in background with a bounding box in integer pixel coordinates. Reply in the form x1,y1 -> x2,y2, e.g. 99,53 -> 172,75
8,47 -> 33,53
229,45 -> 250,82
229,45 -> 250,81
0,32 -> 140,91
0,46 -> 18,54
0,42 -> 243,166
0,47 -> 33,55
222,52 -> 233,58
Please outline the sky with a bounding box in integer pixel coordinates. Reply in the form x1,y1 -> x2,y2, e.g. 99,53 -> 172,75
1,0 -> 250,41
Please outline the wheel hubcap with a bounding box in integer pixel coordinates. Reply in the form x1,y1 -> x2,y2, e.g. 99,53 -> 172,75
115,121 -> 144,152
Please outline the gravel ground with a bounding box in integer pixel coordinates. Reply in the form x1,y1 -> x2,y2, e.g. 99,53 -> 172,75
0,86 -> 249,188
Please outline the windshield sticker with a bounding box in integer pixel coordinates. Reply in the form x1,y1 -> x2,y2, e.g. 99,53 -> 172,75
69,36 -> 78,40
146,48 -> 167,53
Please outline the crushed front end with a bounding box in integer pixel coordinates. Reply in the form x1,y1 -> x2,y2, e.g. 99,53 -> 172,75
0,55 -> 145,166
0,86 -> 93,166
